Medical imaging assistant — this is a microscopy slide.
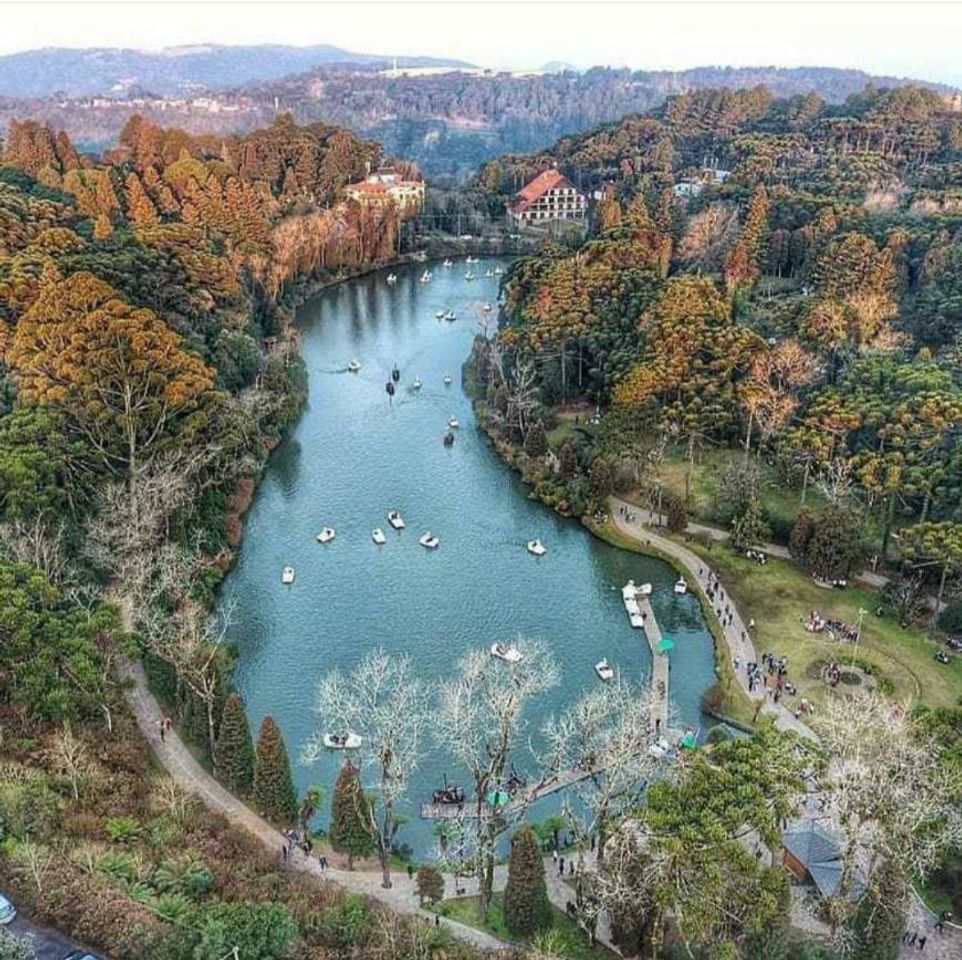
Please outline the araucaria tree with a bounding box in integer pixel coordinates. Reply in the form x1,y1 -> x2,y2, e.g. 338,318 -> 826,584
253,715 -> 298,826
304,648 -> 427,888
329,759 -> 376,869
504,825 -> 552,936
216,692 -> 255,793
435,638 -> 559,920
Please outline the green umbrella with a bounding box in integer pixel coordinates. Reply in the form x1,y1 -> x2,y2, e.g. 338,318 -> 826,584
486,789 -> 511,807
658,635 -> 676,653
680,730 -> 698,750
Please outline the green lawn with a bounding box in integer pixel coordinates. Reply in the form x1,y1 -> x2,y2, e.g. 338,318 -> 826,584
546,407 -> 598,450
438,893 -> 617,960
681,538 -> 962,714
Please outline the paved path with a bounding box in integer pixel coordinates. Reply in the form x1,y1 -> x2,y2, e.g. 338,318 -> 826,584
610,497 -> 816,739
620,499 -> 890,590
900,890 -> 962,959
638,596 -> 670,733
117,657 -> 504,951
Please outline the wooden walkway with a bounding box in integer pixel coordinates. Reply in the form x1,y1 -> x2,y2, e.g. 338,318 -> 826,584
639,596 -> 670,734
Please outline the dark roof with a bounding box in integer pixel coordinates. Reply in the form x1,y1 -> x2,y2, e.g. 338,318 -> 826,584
783,820 -> 841,868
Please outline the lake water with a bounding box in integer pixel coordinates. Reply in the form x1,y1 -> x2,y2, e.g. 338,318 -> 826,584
221,258 -> 717,856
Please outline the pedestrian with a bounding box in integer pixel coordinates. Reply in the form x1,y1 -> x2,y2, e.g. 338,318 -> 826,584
281,843 -> 288,863
908,932 -> 917,946
435,915 -> 440,927
569,860 -> 574,876
553,848 -> 558,863
159,720 -> 166,743
918,935 -> 926,950
164,716 -> 173,732
558,856 -> 565,876
407,863 -> 415,879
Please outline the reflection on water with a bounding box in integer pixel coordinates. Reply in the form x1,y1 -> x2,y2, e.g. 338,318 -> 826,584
220,258 -> 717,855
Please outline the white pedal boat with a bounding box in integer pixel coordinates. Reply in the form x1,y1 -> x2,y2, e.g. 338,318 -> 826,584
674,578 -> 688,595
372,528 -> 387,545
387,510 -> 405,530
324,732 -> 363,750
316,527 -> 336,543
443,373 -> 453,385
595,659 -> 615,681
419,532 -> 440,549
347,359 -> 361,373
526,539 -> 547,556
282,566 -> 295,584
490,643 -> 523,663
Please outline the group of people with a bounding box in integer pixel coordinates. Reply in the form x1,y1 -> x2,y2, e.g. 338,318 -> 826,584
738,651 -> 801,708
824,661 -> 843,687
806,610 -> 859,643
745,548 -> 768,565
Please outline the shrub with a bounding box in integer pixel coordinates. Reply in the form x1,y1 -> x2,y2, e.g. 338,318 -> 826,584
664,494 -> 688,532
524,422 -> 548,458
318,893 -> 371,951
416,865 -> 445,905
105,816 -> 141,844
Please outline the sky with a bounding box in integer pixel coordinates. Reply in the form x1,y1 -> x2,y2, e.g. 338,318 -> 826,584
2,0 -> 962,86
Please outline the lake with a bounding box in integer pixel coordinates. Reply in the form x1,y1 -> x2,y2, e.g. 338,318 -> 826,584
220,257 -> 718,856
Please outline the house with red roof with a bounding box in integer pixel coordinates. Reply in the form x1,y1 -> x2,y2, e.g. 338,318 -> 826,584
344,168 -> 425,218
507,168 -> 587,226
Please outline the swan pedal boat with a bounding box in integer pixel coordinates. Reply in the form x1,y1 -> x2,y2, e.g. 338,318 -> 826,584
419,532 -> 440,549
490,643 -> 523,663
316,527 -> 336,543
526,539 -> 547,556
387,511 -> 405,530
347,359 -> 361,373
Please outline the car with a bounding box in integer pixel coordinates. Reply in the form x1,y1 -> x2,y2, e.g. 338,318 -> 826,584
0,893 -> 16,924
62,952 -> 105,960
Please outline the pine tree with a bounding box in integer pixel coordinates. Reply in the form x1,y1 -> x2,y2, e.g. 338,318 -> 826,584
524,422 -> 548,458
503,825 -> 552,936
253,716 -> 297,826
559,441 -> 578,480
329,759 -> 376,869
731,497 -> 771,552
216,692 -> 255,793
589,456 -> 613,499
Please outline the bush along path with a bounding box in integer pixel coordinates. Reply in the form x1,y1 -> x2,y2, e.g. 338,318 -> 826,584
117,657 -> 505,952
609,495 -> 816,740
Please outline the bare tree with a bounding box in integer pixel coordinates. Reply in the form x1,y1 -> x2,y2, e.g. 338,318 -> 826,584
303,648 -> 428,889
49,724 -> 94,801
0,513 -> 72,585
12,841 -> 55,894
541,679 -> 662,872
434,638 -> 559,919
817,692 -> 962,907
506,358 -> 540,441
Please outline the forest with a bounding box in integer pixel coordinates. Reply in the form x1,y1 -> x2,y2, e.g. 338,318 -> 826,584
0,114 -> 446,960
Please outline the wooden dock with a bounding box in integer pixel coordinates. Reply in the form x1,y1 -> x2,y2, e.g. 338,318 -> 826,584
420,763 -> 605,820
420,591 -> 673,821
638,597 -> 670,734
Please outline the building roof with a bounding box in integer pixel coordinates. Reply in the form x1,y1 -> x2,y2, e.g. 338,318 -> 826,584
346,181 -> 391,195
782,821 -> 847,899
518,168 -> 572,202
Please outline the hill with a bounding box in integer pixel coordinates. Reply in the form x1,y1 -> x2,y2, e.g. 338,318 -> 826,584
0,43 -> 471,97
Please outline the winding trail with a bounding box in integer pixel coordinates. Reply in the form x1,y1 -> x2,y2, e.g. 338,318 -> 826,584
609,495 -> 815,739
117,657 -> 504,951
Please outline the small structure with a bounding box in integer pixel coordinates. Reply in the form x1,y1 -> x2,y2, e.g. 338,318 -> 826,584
508,168 -> 587,226
781,821 -> 854,900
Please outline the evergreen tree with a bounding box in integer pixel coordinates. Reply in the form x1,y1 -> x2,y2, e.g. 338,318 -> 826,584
589,456 -> 614,500
850,860 -> 907,960
329,760 -> 376,869
559,441 -> 578,480
216,692 -> 255,793
253,715 -> 297,826
731,497 -> 771,551
524,421 -> 548,458
504,825 -> 552,936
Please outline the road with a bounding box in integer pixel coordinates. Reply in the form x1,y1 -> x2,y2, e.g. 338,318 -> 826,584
7,912 -> 94,960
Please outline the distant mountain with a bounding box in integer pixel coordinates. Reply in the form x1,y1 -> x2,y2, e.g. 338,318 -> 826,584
539,61 -> 582,74
0,44 -> 472,97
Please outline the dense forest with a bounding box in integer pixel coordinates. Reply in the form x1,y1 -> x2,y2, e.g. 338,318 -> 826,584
0,64 -> 951,180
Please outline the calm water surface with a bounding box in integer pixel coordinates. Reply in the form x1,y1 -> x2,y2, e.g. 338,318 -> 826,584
221,258 -> 717,855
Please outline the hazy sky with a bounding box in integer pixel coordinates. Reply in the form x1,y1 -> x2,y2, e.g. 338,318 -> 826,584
3,0 -> 962,86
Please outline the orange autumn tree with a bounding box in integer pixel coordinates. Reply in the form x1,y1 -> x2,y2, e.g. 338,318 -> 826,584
9,272 -> 215,486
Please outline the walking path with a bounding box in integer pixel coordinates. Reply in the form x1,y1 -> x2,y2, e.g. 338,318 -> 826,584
610,496 -> 816,739
620,500 -> 890,590
637,596 -> 670,733
117,657 -> 503,951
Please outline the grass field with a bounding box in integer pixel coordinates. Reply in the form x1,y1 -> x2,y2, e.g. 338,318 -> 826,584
681,538 -> 962,714
438,893 -> 616,960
